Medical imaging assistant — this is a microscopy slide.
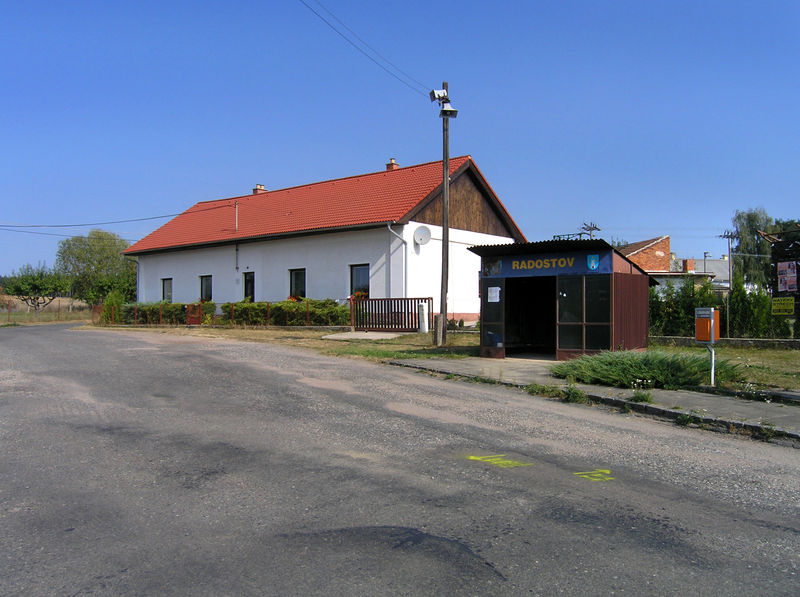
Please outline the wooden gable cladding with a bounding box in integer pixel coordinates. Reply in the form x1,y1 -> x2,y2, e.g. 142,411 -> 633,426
405,167 -> 523,240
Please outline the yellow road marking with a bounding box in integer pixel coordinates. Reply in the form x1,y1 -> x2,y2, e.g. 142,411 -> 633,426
466,454 -> 534,469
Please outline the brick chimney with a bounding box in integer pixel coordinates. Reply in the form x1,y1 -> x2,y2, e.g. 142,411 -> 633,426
252,184 -> 267,194
682,259 -> 696,273
386,158 -> 400,171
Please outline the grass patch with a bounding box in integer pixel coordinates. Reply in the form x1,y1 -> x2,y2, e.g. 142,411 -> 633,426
630,389 -> 653,403
551,350 -> 743,390
650,343 -> 800,391
524,383 -> 565,399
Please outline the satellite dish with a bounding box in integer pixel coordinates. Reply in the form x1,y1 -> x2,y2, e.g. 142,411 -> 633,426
413,226 -> 431,245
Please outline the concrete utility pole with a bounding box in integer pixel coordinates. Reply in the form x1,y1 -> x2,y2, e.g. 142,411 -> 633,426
720,230 -> 735,337
430,82 -> 458,346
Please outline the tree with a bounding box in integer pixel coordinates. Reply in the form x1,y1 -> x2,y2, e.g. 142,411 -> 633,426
55,230 -> 136,304
4,263 -> 71,314
730,208 -> 774,288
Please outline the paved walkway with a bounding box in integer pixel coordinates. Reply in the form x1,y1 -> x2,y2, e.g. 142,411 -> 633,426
390,355 -> 800,446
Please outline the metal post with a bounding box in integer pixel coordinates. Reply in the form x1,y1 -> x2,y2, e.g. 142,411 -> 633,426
437,81 -> 450,346
727,235 -> 732,338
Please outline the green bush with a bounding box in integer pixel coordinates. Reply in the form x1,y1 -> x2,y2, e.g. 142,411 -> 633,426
102,289 -> 125,324
220,299 -> 350,326
551,350 -> 743,389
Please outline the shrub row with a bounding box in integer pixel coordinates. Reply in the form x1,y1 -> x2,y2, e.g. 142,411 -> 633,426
219,299 -> 350,326
551,350 -> 744,389
102,301 -> 216,325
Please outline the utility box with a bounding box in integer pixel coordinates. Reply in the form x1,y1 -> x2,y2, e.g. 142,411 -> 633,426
695,307 -> 719,343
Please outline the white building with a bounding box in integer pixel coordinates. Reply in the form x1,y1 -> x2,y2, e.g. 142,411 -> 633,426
124,156 -> 526,320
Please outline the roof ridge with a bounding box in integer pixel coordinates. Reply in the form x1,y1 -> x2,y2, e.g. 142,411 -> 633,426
191,155 -> 473,206
620,235 -> 669,256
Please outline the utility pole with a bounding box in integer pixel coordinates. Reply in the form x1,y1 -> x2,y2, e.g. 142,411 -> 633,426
720,231 -> 735,337
430,82 -> 458,346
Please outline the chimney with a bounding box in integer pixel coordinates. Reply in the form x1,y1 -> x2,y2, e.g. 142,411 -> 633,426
386,158 -> 400,171
682,259 -> 696,273
253,184 -> 267,194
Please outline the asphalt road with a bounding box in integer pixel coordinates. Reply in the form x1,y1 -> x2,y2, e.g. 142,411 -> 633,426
1,324 -> 798,596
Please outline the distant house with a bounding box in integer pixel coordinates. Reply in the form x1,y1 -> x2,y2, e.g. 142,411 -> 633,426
124,156 -> 526,320
617,236 -> 715,290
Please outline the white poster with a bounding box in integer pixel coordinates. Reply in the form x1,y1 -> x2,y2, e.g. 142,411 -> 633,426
488,287 -> 501,303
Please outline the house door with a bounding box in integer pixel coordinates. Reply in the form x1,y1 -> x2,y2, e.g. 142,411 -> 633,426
243,272 -> 255,302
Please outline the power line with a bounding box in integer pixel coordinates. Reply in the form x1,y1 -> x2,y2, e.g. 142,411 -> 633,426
311,0 -> 430,93
0,227 -> 137,243
0,203 -> 231,229
297,0 -> 430,98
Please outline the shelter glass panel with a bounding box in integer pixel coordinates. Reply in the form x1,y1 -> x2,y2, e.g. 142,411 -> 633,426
558,325 -> 582,349
585,275 -> 611,323
585,325 -> 610,350
558,276 -> 583,323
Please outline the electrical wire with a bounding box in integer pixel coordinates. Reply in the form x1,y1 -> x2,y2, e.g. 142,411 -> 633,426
0,227 -> 137,242
0,203 -> 231,229
310,0 -> 430,94
297,0 -> 430,98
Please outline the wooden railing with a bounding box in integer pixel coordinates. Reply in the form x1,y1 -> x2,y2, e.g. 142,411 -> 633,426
350,297 -> 433,332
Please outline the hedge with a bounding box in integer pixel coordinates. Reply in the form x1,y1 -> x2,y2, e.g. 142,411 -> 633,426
100,301 -> 216,325
220,299 -> 350,326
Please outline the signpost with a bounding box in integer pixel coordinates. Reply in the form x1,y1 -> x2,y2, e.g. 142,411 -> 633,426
695,307 -> 719,386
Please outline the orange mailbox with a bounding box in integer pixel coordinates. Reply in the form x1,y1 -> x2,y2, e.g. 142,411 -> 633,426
695,308 -> 719,343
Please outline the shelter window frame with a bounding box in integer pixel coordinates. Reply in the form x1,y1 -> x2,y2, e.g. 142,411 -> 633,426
557,275 -> 611,351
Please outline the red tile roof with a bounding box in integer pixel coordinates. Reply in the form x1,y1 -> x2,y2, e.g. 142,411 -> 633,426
125,156 -> 472,254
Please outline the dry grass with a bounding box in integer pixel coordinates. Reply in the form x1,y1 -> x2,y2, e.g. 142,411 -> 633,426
0,296 -> 90,324
85,325 -> 480,360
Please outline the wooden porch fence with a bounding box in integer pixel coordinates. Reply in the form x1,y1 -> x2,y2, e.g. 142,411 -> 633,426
350,297 -> 433,332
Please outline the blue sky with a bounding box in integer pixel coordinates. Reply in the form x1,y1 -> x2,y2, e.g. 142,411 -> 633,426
2,1 -> 798,276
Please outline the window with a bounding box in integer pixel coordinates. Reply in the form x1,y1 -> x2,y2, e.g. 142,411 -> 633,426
200,275 -> 212,302
350,264 -> 370,297
557,277 -> 583,323
289,269 -> 306,298
243,272 -> 255,302
161,278 -> 173,302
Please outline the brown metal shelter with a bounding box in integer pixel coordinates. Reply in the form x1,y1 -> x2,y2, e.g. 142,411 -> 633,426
469,240 -> 651,360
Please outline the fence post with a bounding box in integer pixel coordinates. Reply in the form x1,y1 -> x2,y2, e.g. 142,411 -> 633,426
266,302 -> 270,326
57,299 -> 61,321
7,300 -> 10,323
231,303 -> 235,326
350,297 -> 355,327
134,305 -> 138,326
306,299 -> 310,326
159,304 -> 163,326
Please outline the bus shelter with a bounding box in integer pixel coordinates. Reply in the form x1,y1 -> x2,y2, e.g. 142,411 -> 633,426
469,239 -> 651,360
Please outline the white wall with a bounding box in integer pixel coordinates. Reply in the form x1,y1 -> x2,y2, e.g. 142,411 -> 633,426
135,224 -> 514,314
403,221 -> 514,316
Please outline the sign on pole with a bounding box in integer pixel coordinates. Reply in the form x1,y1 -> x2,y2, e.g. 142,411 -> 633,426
695,307 -> 718,386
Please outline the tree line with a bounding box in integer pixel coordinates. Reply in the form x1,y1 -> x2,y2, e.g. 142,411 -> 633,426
1,230 -> 135,313
651,208 -> 797,339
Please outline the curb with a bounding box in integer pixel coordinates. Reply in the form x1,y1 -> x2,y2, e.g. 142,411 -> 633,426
388,360 -> 800,447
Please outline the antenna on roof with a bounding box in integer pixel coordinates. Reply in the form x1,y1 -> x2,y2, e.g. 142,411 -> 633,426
581,222 -> 600,239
